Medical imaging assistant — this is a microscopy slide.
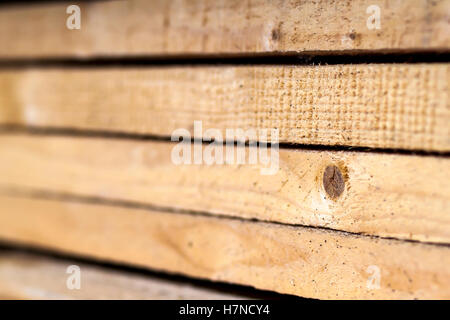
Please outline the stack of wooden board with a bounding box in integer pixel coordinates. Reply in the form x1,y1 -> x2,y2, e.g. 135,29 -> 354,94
0,0 -> 449,299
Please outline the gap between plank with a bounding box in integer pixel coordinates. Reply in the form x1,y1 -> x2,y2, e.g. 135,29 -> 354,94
0,125 -> 448,158
0,50 -> 448,69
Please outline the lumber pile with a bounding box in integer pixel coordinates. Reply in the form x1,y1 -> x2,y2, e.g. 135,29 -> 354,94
0,0 -> 449,299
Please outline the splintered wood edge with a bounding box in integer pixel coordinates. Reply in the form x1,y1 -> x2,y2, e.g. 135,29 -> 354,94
0,134 -> 448,244
0,63 -> 449,151
0,0 -> 448,57
0,195 -> 449,299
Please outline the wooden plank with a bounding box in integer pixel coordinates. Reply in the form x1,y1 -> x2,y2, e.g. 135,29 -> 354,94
0,195 -> 449,299
0,64 -> 449,151
0,134 -> 448,243
0,0 -> 448,58
0,251 -> 256,300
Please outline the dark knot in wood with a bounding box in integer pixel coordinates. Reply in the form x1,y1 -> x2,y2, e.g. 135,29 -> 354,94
323,165 -> 345,199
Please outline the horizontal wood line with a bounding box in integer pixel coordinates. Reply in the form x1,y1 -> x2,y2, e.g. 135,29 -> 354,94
2,187 -> 450,249
1,125 -> 448,158
0,244 -> 292,300
0,51 -> 449,69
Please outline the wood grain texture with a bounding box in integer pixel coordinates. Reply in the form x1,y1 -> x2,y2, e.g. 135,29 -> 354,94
0,195 -> 449,299
0,252 -> 255,300
0,64 -> 449,151
0,134 -> 448,243
0,0 -> 448,58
